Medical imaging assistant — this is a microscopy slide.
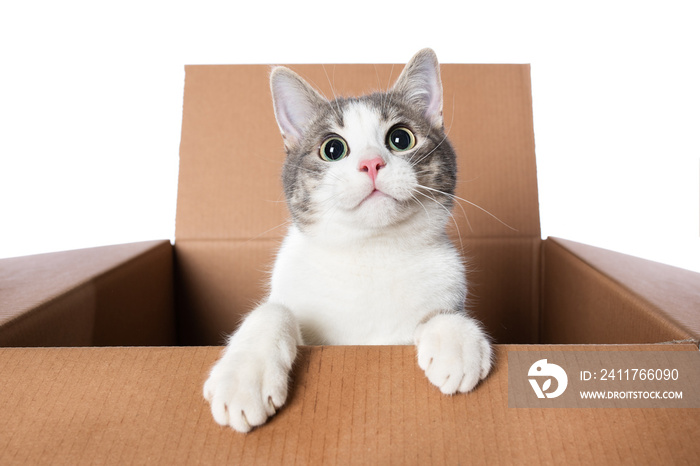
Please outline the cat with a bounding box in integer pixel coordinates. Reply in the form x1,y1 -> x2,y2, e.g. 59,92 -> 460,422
203,48 -> 493,433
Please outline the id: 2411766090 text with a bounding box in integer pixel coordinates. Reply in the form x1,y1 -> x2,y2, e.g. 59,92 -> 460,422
580,368 -> 679,381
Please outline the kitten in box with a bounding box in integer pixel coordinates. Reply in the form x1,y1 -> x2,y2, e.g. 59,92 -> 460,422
203,49 -> 492,432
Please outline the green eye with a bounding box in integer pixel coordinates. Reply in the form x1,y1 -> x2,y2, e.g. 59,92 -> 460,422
319,136 -> 349,162
387,126 -> 416,151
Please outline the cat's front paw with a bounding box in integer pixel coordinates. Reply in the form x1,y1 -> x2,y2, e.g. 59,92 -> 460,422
203,344 -> 295,433
414,313 -> 492,394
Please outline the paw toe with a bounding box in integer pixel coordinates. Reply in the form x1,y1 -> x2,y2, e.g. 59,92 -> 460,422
439,373 -> 462,395
229,409 -> 253,433
210,398 -> 230,427
203,385 -> 213,403
457,371 -> 481,393
240,398 -> 268,428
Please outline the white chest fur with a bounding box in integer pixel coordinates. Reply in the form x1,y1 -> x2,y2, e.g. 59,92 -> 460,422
268,226 -> 467,345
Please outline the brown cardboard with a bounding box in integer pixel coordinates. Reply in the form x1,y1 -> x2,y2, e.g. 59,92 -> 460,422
0,240 -> 175,346
1,344 -> 698,465
542,237 -> 699,344
1,62 -> 700,463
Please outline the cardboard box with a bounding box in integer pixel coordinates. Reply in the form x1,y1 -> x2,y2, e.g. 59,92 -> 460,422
1,64 -> 699,464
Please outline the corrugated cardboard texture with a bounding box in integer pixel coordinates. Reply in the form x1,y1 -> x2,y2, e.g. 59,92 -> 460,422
542,238 -> 698,343
1,344 -> 697,465
175,64 -> 541,344
0,241 -> 176,346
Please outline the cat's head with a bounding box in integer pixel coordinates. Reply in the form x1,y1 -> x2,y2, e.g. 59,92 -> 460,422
270,48 -> 457,242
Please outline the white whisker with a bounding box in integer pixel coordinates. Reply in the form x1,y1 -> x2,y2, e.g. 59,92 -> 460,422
244,219 -> 293,244
372,64 -> 387,116
286,162 -> 343,183
387,64 -> 395,91
417,183 -> 472,233
455,175 -> 481,184
414,190 -> 464,251
322,64 -> 343,120
412,169 -> 435,177
409,131 -> 449,167
409,192 -> 431,221
382,63 -> 395,117
419,185 -> 518,231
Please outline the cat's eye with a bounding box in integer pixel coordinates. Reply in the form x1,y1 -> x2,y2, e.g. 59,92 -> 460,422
387,127 -> 416,152
319,136 -> 349,162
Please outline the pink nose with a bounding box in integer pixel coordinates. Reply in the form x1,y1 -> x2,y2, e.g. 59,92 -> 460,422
359,157 -> 386,183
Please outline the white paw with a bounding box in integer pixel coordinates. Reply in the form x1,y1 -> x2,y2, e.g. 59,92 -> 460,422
203,347 -> 293,433
414,313 -> 493,395
203,303 -> 300,433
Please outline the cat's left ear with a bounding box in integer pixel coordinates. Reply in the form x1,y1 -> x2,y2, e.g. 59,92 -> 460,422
392,48 -> 443,127
270,66 -> 328,148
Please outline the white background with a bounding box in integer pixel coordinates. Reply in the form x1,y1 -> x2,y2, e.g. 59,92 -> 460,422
1,1 -> 698,273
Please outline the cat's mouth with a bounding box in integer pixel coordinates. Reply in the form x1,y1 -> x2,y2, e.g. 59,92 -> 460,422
358,189 -> 393,207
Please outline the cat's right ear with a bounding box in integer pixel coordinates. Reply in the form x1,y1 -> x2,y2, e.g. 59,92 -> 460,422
270,67 -> 327,148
